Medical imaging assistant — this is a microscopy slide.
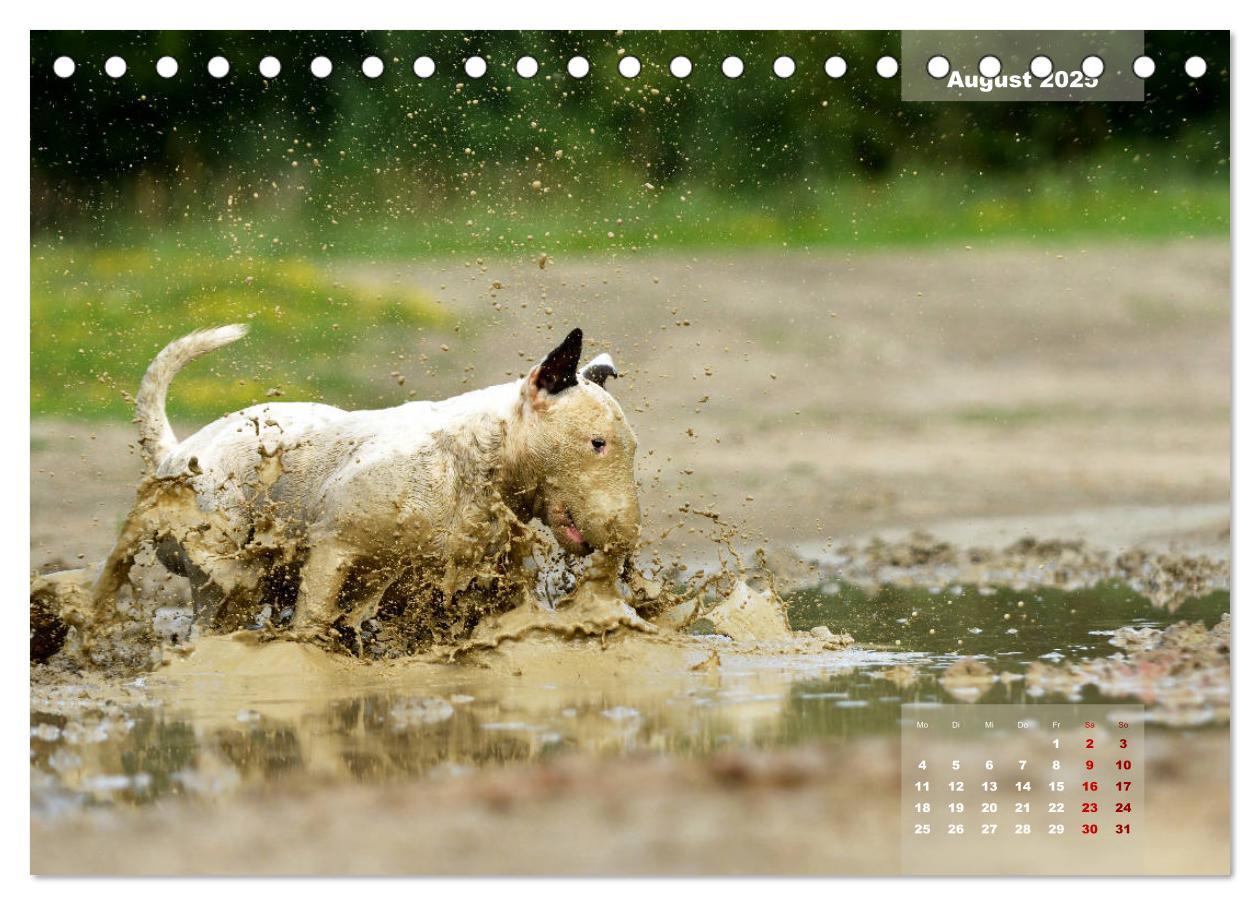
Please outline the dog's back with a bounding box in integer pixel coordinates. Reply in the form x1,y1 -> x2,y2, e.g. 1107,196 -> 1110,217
154,378 -> 522,536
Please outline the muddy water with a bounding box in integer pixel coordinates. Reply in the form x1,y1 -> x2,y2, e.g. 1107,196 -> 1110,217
30,579 -> 1228,819
792,580 -> 1229,680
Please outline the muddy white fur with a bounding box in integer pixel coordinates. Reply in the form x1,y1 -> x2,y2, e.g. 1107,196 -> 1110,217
88,326 -> 641,648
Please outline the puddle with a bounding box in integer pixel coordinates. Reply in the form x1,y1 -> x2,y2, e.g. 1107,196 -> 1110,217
30,630 -> 903,814
784,580 -> 1229,718
789,580 -> 1229,679
30,580 -> 1228,819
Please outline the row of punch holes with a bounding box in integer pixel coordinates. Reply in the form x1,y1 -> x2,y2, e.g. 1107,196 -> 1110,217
48,52 -> 1211,81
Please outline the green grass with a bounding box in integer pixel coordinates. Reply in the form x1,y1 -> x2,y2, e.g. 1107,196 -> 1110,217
30,245 -> 450,420
78,165 -> 1229,260
31,166 -> 1228,421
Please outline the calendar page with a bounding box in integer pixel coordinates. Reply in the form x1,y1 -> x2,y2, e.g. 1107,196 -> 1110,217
28,23 -> 1230,878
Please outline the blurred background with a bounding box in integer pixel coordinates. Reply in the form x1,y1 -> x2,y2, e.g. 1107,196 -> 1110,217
31,31 -> 1227,413
29,30 -> 1230,567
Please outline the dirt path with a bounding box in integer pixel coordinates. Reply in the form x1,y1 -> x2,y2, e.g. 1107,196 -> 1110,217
31,238 -> 1229,570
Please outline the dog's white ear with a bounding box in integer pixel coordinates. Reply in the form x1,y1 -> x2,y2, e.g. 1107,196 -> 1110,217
581,352 -> 618,387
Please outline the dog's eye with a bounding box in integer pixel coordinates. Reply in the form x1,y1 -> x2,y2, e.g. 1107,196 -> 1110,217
591,437 -> 607,452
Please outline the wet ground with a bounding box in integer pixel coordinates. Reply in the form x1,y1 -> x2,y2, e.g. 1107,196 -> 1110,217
31,528 -> 1231,876
30,243 -> 1231,874
30,575 -> 1230,815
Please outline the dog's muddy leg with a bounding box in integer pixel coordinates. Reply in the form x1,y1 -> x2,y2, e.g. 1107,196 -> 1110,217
338,567 -> 401,655
88,504 -> 156,627
153,536 -> 188,577
154,539 -> 219,620
155,528 -> 264,632
291,540 -> 355,642
188,561 -> 236,628
88,475 -> 208,634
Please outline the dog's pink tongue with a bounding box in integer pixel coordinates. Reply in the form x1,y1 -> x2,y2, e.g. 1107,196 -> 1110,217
564,524 -> 585,545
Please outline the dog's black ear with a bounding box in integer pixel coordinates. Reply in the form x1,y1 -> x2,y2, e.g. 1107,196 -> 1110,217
534,328 -> 583,395
581,353 -> 619,387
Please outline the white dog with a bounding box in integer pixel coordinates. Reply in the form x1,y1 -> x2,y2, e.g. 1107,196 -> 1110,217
88,325 -> 641,648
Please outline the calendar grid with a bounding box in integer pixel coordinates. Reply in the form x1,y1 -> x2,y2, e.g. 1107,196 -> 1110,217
901,704 -> 1146,875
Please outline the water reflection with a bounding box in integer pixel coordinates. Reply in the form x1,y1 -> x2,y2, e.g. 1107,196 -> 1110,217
31,581 -> 1229,817
790,580 -> 1230,674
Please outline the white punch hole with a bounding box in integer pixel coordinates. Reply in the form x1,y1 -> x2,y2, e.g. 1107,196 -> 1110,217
310,57 -> 332,79
773,56 -> 796,78
926,55 -> 949,79
465,56 -> 487,79
1029,56 -> 1054,79
670,56 -> 692,79
1081,56 -> 1105,79
1185,56 -> 1207,79
1132,56 -> 1155,79
413,56 -> 435,79
876,56 -> 899,78
824,56 -> 847,78
259,56 -> 281,79
53,56 -> 75,78
567,56 -> 590,79
105,56 -> 127,78
207,56 -> 230,78
516,56 -> 539,79
618,55 -> 641,78
156,56 -> 178,78
722,56 -> 744,79
362,56 -> 384,79
978,55 -> 1001,78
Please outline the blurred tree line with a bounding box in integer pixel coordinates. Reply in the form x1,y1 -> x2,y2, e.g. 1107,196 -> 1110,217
31,30 -> 1228,237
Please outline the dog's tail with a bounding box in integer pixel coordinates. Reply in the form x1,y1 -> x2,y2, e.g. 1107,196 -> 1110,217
135,324 -> 249,471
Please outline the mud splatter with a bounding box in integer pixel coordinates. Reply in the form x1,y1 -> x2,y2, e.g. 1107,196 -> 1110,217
705,580 -> 792,642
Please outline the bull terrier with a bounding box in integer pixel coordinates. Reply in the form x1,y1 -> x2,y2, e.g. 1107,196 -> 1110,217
87,325 -> 641,648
